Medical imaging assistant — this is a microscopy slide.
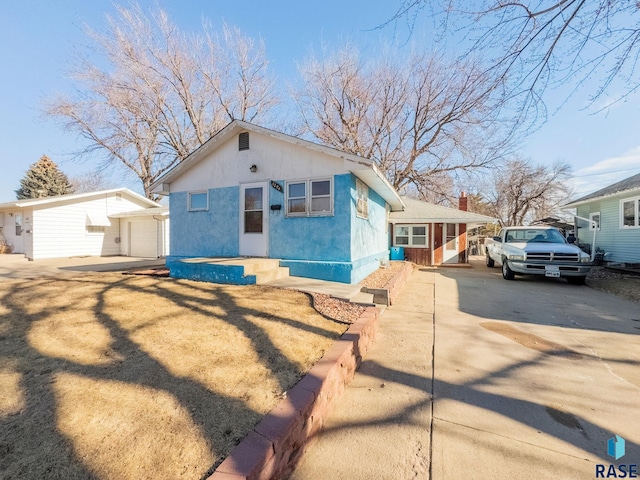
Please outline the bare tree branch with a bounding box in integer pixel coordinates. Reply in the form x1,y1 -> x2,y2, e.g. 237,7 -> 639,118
45,4 -> 278,198
387,1 -> 640,113
293,45 -> 513,200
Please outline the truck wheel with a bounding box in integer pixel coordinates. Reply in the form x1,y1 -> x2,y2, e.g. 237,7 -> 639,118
502,259 -> 515,280
486,254 -> 495,268
567,276 -> 586,285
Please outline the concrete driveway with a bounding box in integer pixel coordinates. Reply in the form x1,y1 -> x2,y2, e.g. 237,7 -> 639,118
432,258 -> 640,479
290,258 -> 640,479
0,254 -> 165,280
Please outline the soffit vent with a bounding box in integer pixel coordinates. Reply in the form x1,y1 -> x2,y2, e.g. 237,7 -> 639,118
239,132 -> 250,151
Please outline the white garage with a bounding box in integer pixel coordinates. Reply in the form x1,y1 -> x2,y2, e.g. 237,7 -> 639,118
110,206 -> 170,258
0,188 -> 168,260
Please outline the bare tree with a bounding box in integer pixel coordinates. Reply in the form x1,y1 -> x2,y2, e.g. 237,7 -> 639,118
293,46 -> 512,201
483,158 -> 572,226
387,1 -> 640,110
46,4 -> 277,198
69,170 -> 117,193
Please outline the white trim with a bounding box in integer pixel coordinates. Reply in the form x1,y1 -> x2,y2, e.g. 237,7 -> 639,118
620,196 -> 640,229
188,191 -> 209,212
239,182 -> 269,257
589,212 -> 601,231
356,178 -> 369,219
0,188 -> 158,210
393,224 -> 429,247
285,177 -> 334,217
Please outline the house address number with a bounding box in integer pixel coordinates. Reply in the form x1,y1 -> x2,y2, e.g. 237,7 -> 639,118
270,181 -> 283,192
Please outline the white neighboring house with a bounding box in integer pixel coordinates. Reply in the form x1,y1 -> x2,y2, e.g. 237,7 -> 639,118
0,188 -> 169,260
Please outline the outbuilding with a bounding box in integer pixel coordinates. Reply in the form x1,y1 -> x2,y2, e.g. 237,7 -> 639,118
0,188 -> 169,260
389,195 -> 497,266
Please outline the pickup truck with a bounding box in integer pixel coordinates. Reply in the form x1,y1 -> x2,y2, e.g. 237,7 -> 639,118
485,226 -> 592,284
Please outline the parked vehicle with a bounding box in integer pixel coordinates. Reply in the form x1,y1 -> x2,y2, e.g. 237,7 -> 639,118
485,226 -> 592,284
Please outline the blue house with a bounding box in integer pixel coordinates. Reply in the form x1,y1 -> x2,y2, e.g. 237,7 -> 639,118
151,120 -> 405,284
564,172 -> 640,264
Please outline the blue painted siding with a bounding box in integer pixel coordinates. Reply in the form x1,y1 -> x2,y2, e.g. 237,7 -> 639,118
168,173 -> 391,283
577,196 -> 640,263
269,174 -> 352,262
168,259 -> 256,284
350,177 -> 390,282
169,187 -> 239,258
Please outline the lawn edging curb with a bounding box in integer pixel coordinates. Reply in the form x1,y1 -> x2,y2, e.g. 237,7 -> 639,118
207,306 -> 380,480
384,261 -> 414,305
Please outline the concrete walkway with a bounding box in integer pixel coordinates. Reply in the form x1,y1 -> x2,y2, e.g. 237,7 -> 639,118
288,260 -> 640,479
0,254 -> 165,280
288,269 -> 435,479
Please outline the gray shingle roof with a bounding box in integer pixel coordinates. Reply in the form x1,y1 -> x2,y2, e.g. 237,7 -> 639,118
565,172 -> 640,207
390,196 -> 497,224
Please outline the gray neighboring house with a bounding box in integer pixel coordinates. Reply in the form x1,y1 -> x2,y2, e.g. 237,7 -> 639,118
564,172 -> 640,263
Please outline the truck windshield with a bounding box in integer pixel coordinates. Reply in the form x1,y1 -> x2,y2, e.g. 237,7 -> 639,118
504,229 -> 567,244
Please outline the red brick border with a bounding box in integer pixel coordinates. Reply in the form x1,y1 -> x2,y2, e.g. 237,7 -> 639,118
383,261 -> 414,305
208,306 -> 381,480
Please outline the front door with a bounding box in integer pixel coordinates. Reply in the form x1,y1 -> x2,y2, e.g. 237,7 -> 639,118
443,223 -> 459,264
239,182 -> 268,257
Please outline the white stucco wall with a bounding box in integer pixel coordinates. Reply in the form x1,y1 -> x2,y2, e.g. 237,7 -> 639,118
170,130 -> 357,193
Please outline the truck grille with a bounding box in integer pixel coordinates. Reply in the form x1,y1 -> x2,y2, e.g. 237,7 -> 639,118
527,252 -> 580,262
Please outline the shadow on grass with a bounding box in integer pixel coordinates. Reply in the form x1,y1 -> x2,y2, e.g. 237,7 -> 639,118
0,274 -> 344,479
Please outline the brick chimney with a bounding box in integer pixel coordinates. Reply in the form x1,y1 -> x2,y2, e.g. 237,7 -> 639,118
458,191 -> 468,211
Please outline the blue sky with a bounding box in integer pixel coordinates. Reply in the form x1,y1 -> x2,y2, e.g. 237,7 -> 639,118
1,1 -> 639,200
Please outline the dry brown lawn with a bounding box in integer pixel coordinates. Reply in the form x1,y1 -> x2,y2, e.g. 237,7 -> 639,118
0,274 -> 347,480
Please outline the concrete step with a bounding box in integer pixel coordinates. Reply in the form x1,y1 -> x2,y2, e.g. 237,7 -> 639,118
348,291 -> 376,307
330,285 -> 365,302
255,266 -> 290,285
227,258 -> 282,275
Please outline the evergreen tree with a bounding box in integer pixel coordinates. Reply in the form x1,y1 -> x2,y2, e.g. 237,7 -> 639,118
15,155 -> 74,199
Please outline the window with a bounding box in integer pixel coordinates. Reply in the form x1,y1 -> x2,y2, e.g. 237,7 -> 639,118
244,187 -> 263,233
311,179 -> 331,214
394,224 -> 429,247
239,132 -> 249,151
86,225 -> 106,234
287,182 -> 307,214
15,214 -> 22,236
620,197 -> 640,228
356,178 -> 369,218
589,212 -> 600,230
285,178 -> 333,216
188,191 -> 208,211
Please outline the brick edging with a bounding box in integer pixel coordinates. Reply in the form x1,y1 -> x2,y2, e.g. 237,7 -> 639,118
383,261 -> 414,305
208,306 -> 381,480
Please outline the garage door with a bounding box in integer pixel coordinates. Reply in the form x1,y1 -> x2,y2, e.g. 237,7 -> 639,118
130,219 -> 157,258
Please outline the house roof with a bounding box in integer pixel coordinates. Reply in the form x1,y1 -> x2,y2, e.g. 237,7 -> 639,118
0,188 -> 159,211
109,206 -> 169,218
389,196 -> 497,225
564,172 -> 640,208
149,120 -> 406,211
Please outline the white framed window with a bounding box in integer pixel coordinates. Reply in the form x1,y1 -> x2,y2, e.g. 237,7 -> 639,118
356,178 -> 369,219
394,224 -> 428,247
285,178 -> 333,216
589,212 -> 600,230
620,197 -> 640,228
188,191 -> 209,211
